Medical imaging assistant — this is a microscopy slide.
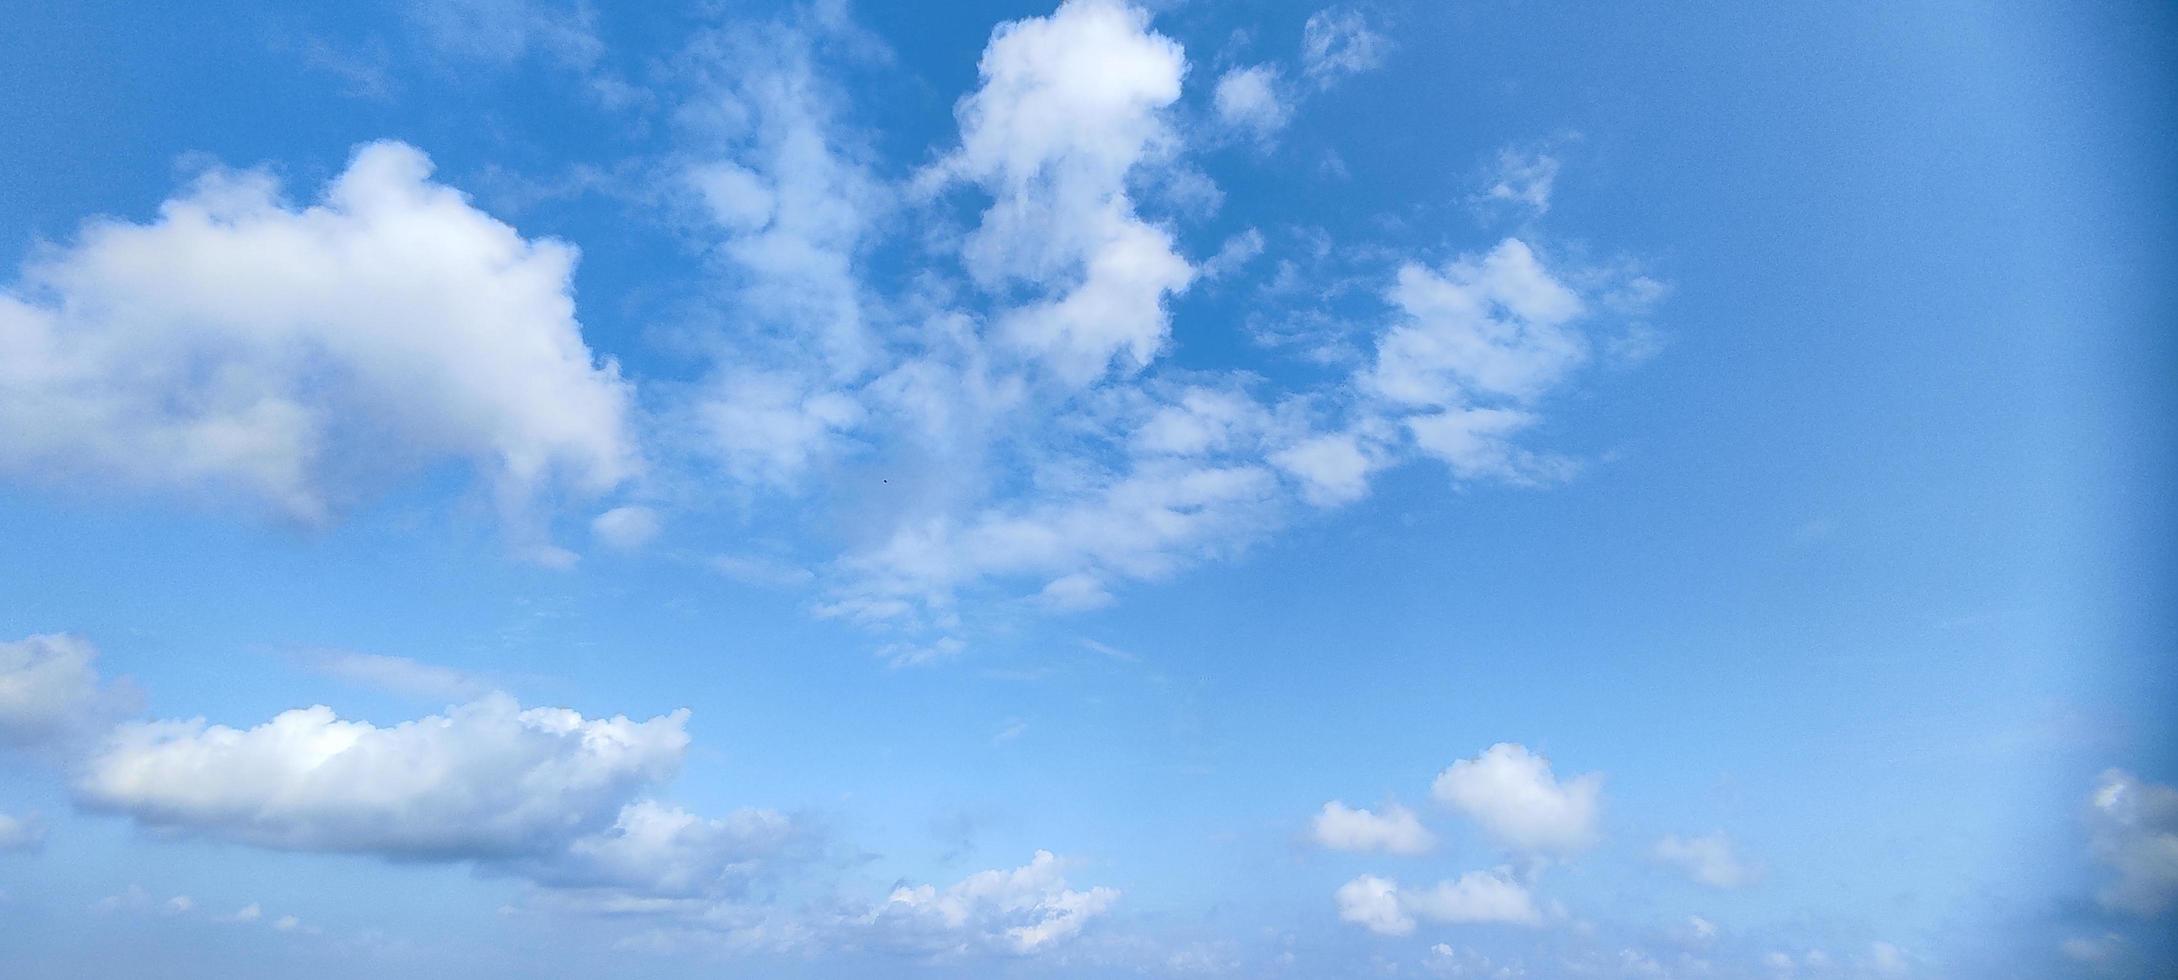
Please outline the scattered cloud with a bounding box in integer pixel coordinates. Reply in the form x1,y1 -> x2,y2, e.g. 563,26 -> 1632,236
1312,801 -> 1435,856
298,649 -> 491,702
1478,147 -> 1562,216
591,505 -> 662,551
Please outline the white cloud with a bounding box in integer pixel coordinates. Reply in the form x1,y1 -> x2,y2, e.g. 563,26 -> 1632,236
0,811 -> 45,852
1301,7 -> 1388,86
1335,870 -> 1540,935
1335,874 -> 1413,935
513,799 -> 798,898
932,0 -> 1195,387
1652,832 -> 1761,889
1868,941 -> 1909,976
1213,65 -> 1290,139
591,505 -> 662,551
1312,801 -> 1436,855
1481,148 -> 1561,215
867,850 -> 1119,955
0,141 -> 636,536
1370,240 -> 1587,407
1198,228 -> 1265,282
1431,743 -> 1602,855
2086,768 -> 2178,917
76,694 -> 689,859
0,633 -> 132,749
1273,431 -> 1379,506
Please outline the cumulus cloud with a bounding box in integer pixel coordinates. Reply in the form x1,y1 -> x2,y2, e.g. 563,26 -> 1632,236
866,850 -> 1120,955
1335,870 -> 1540,935
2086,768 -> 2178,918
1652,832 -> 1761,889
77,694 -> 689,859
930,0 -> 1194,387
1213,65 -> 1290,139
1301,6 -> 1388,86
0,633 -> 133,750
512,799 -> 800,898
1431,743 -> 1601,855
0,141 -> 636,538
1312,801 -> 1436,855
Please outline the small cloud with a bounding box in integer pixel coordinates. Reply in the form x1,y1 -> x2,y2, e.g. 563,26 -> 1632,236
1213,65 -> 1290,139
993,719 -> 1029,744
1302,6 -> 1388,86
591,506 -> 662,551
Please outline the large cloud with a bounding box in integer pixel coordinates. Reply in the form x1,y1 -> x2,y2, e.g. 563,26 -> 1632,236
1431,743 -> 1602,855
76,694 -> 688,859
0,141 -> 636,532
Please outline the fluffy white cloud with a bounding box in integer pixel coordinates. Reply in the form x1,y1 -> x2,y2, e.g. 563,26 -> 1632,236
0,633 -> 131,749
2086,768 -> 2178,917
1301,6 -> 1388,86
1652,832 -> 1761,889
1312,801 -> 1436,855
934,0 -> 1194,387
0,811 -> 46,852
77,694 -> 689,859
1431,743 -> 1602,855
867,850 -> 1119,955
1370,240 -> 1587,408
0,141 -> 636,531
1213,64 -> 1290,138
1335,870 -> 1540,935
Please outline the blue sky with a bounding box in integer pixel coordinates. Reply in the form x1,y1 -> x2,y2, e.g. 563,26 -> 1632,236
0,0 -> 2171,977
